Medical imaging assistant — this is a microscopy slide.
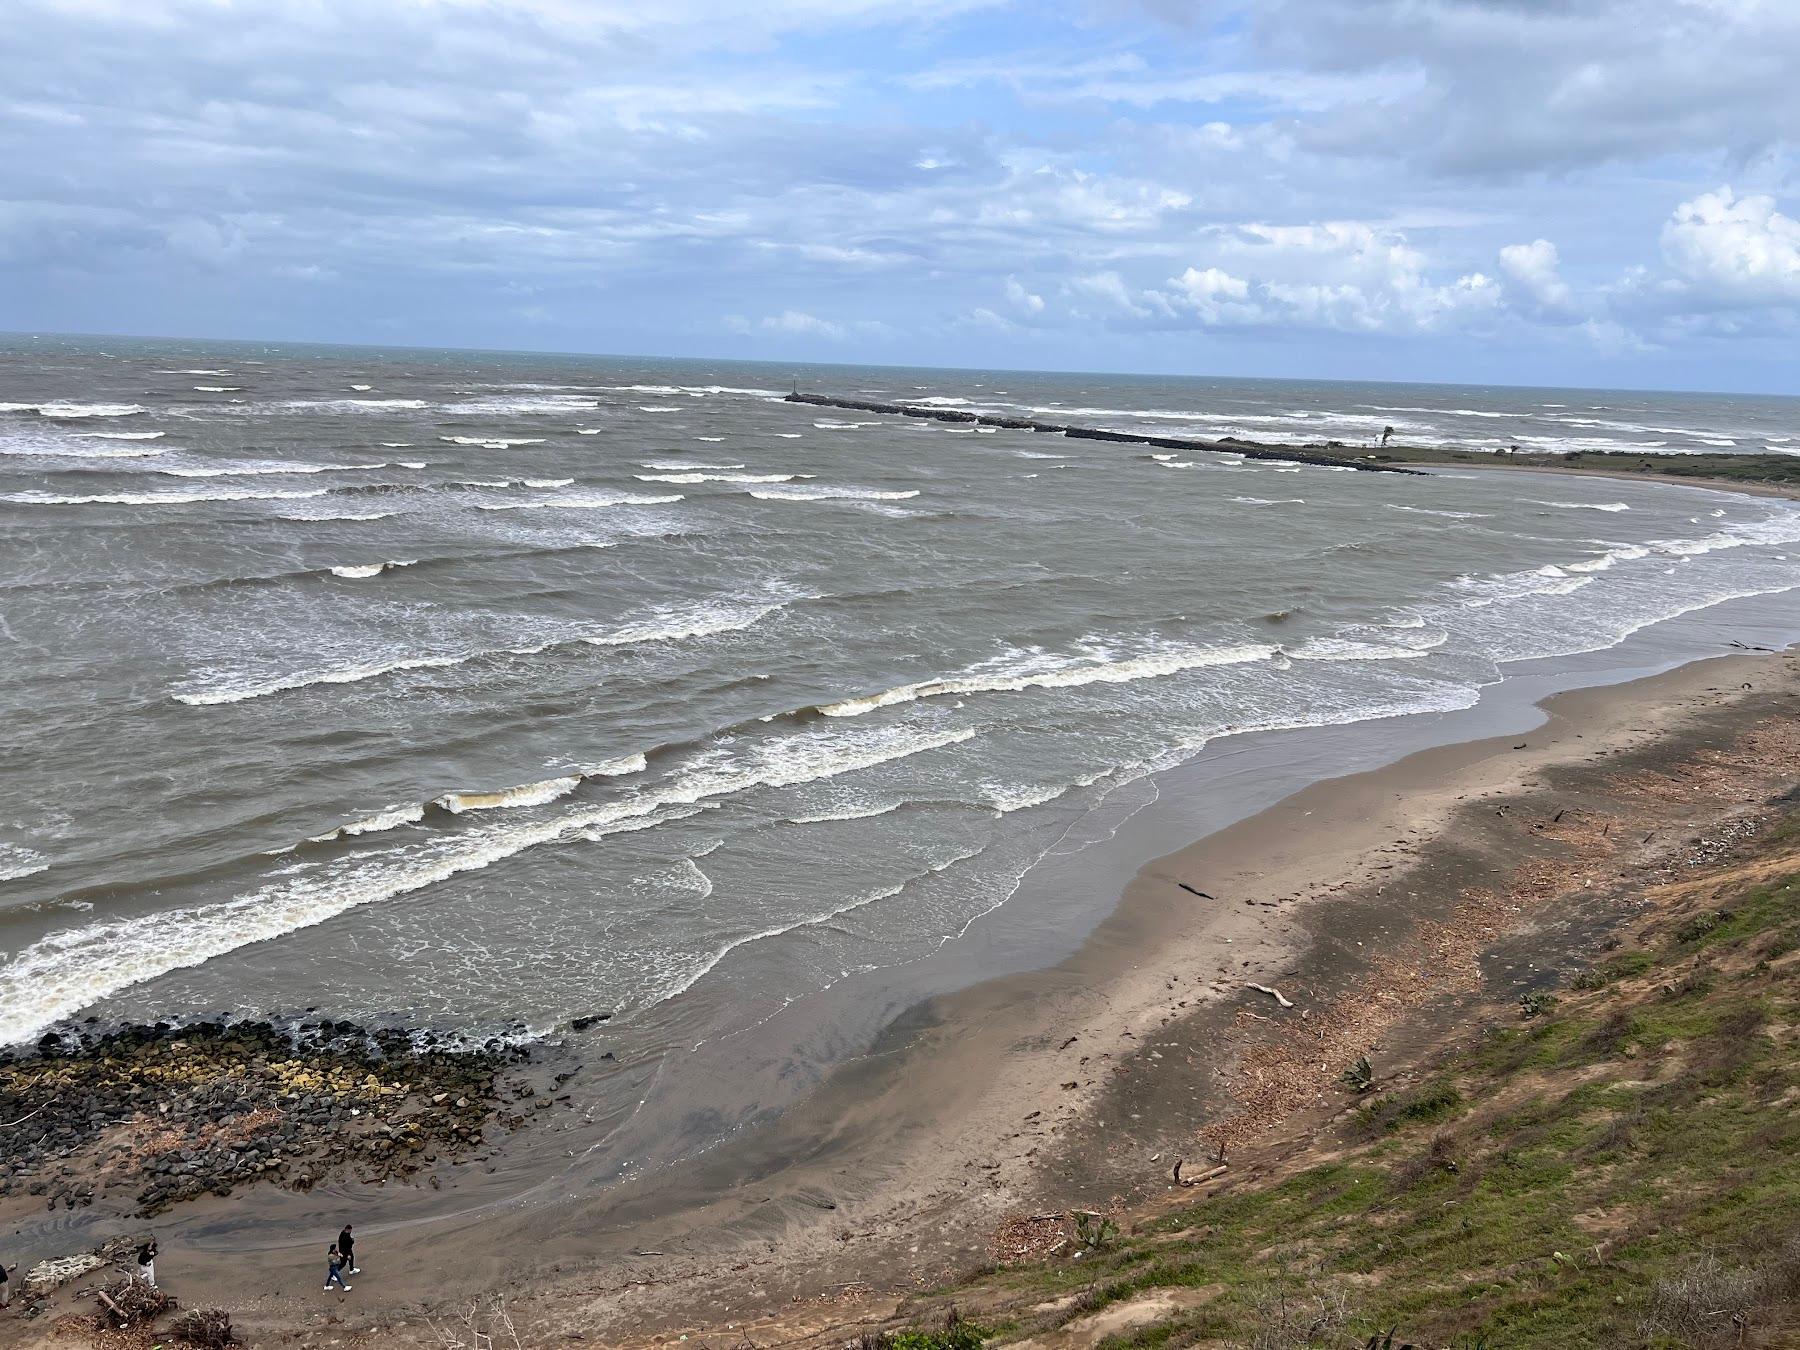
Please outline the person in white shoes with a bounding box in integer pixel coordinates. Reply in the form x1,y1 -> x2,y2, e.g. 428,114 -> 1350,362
324,1244 -> 351,1293
337,1223 -> 360,1275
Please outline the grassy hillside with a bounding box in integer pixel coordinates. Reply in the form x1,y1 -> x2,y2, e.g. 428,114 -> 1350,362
880,806 -> 1800,1349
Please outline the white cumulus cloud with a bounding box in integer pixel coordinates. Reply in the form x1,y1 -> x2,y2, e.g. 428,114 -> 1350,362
1659,187 -> 1800,304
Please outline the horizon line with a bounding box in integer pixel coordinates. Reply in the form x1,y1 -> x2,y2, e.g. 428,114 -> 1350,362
5,326 -> 1798,404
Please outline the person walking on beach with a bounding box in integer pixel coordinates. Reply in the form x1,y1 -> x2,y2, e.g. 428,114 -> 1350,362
1380,424 -> 1394,446
325,1244 -> 352,1293
338,1223 -> 359,1275
1,1258 -> 14,1308
135,1238 -> 157,1288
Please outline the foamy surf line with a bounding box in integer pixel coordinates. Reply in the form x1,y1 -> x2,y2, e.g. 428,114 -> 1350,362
299,756 -> 649,845
2,487 -> 331,506
0,725 -> 977,1045
815,641 -> 1278,716
171,598 -> 792,705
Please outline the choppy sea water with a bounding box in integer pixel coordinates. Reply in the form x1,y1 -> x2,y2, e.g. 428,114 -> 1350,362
2,335 -> 1798,1180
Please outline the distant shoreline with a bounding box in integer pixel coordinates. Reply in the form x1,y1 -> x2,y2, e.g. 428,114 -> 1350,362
789,388 -> 1800,495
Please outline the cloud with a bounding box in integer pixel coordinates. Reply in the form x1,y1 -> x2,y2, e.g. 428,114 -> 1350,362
1659,187 -> 1800,305
1229,0 -> 1800,175
1,0 -> 1798,385
727,309 -> 890,340
1004,276 -> 1045,314
1158,221 -> 1503,334
1498,239 -> 1573,314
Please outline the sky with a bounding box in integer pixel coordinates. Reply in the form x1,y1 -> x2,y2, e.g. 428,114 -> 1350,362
3,0 -> 1799,392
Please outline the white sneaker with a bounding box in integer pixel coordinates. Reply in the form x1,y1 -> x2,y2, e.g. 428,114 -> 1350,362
349,1268 -> 361,1274
343,1285 -> 352,1291
324,1285 -> 332,1291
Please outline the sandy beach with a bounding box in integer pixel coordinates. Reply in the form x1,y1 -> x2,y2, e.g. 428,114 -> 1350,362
8,602 -> 1796,1345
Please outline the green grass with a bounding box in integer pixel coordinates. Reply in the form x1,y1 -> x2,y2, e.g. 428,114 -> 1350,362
922,827 -> 1800,1348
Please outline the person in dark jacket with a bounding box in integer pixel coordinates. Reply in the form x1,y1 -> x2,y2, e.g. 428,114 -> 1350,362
337,1224 -> 359,1275
135,1239 -> 157,1288
1,1259 -> 14,1307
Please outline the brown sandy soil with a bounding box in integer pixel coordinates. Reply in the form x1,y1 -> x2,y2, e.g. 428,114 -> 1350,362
5,650 -> 1795,1348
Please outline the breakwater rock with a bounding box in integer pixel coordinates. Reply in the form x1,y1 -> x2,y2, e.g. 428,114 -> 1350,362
786,392 -> 1424,474
0,1018 -> 567,1216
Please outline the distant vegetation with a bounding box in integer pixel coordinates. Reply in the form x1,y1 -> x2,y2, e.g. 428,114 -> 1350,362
1374,444 -> 1800,488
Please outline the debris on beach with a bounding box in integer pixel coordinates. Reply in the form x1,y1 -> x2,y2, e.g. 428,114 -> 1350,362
990,1212 -> 1075,1263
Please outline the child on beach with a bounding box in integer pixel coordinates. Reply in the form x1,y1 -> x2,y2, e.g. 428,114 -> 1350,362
1,1259 -> 13,1307
325,1244 -> 351,1293
135,1239 -> 157,1288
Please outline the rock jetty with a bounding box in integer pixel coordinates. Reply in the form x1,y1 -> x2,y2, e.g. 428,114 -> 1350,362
0,1018 -> 563,1217
785,392 -> 1424,473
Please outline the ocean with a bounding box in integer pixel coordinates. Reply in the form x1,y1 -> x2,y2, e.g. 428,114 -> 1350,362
2,333 -> 1797,1188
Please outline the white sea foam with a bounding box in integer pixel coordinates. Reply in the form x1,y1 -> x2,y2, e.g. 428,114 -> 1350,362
192,385 -> 243,392
439,435 -> 547,448
1289,637 -> 1432,662
980,781 -> 1074,813
0,721 -> 977,1044
638,405 -> 682,413
784,800 -> 906,825
304,756 -> 644,846
175,650 -> 472,704
636,472 -> 800,484
434,774 -> 584,814
76,431 -> 165,441
1231,496 -> 1304,506
1530,500 -> 1631,512
748,485 -> 918,501
642,461 -> 745,470
282,508 -> 400,522
578,597 -> 789,649
308,804 -> 427,843
817,640 -> 1276,718
155,460 -> 387,478
475,492 -> 683,511
1,433 -> 165,459
328,560 -> 418,579
0,401 -> 148,419
2,487 -> 330,506
522,478 -> 574,488
0,844 -> 50,882
579,753 -> 649,779
173,594 -> 787,705
1566,544 -> 1650,573
280,398 -> 427,411
1389,505 -> 1493,519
